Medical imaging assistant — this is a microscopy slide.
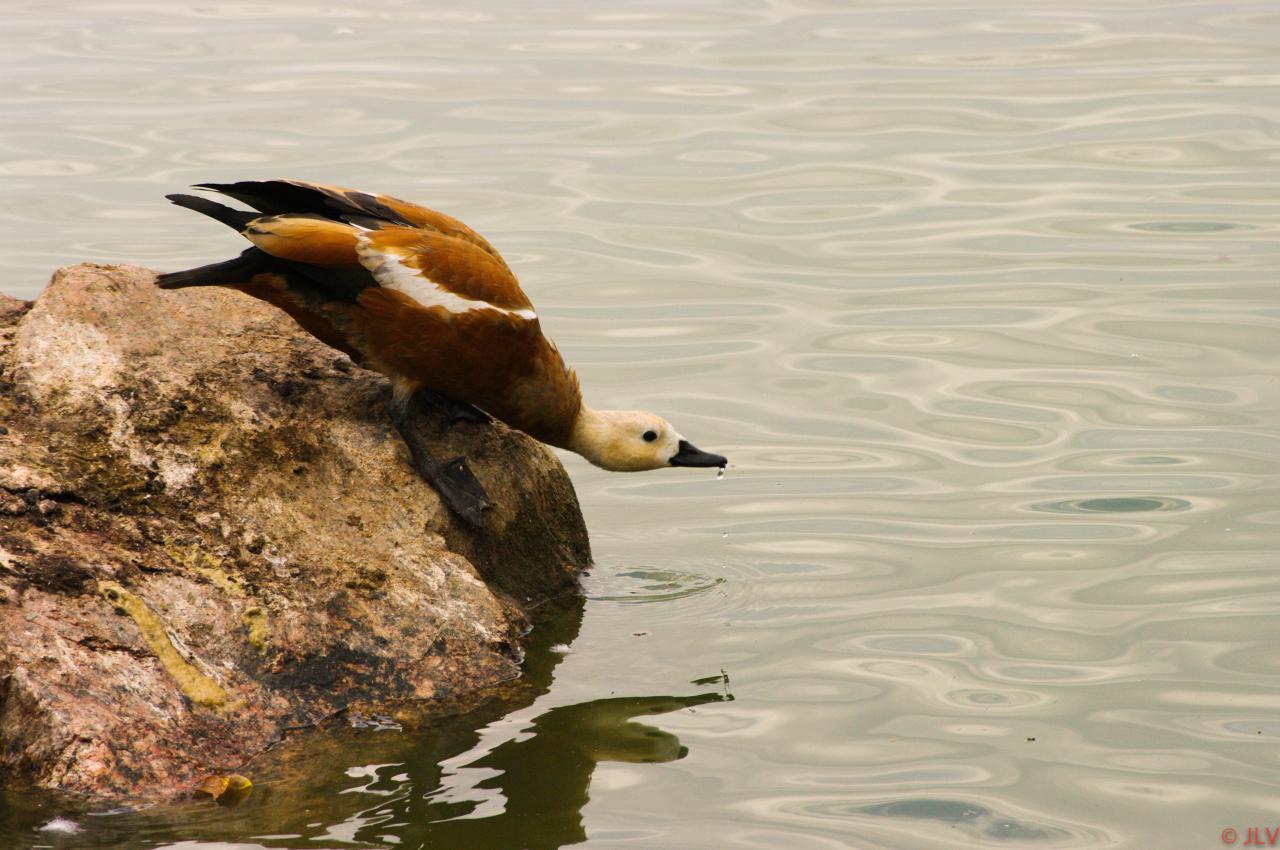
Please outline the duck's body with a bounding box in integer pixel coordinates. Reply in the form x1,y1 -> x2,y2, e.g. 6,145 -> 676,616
159,180 -> 725,524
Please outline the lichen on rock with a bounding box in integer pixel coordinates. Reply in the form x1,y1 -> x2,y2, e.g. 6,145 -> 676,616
96,580 -> 230,710
0,264 -> 591,802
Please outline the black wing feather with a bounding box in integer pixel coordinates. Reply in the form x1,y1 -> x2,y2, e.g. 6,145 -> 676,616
195,180 -> 414,228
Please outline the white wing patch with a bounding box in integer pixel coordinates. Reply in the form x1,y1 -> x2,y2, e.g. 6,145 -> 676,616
356,235 -> 536,321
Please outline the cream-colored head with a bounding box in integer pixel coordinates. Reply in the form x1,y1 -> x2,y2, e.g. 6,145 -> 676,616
567,406 -> 727,472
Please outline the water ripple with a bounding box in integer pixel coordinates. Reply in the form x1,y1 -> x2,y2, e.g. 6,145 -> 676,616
4,1 -> 1280,848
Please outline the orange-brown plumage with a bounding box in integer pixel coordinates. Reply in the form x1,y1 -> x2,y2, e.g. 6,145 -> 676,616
361,227 -> 532,311
352,284 -> 578,446
243,216 -> 362,267
158,179 -> 727,521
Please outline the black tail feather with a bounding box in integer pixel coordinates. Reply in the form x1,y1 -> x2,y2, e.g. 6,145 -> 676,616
156,246 -> 374,303
156,248 -> 270,289
195,180 -> 413,227
194,181 -> 328,217
166,193 -> 256,232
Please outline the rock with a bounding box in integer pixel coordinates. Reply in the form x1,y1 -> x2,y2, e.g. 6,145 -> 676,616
0,264 -> 591,802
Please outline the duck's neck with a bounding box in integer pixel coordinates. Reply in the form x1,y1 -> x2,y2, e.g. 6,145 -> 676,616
566,405 -> 617,470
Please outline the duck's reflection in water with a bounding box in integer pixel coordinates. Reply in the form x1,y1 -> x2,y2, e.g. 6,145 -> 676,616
401,689 -> 731,849
328,596 -> 733,850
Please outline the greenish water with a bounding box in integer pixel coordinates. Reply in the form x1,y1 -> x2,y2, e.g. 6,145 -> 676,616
3,1 -> 1280,848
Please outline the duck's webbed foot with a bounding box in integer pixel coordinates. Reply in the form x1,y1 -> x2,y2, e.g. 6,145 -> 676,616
415,454 -> 491,529
389,390 -> 493,529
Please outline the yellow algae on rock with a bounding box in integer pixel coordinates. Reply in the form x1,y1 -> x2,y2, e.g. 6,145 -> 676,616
167,543 -> 246,598
97,580 -> 228,710
241,606 -> 269,654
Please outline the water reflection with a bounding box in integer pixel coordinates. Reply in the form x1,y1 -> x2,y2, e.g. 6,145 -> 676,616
0,596 -> 731,850
286,595 -> 732,850
395,691 -> 730,849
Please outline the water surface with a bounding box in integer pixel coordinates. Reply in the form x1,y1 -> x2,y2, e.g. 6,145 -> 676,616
3,1 -> 1280,848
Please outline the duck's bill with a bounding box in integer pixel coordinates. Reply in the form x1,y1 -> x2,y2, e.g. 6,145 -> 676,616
669,439 -> 727,468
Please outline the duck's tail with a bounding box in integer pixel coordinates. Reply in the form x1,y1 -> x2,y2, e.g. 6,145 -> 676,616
155,247 -> 271,290
165,193 -> 256,232
157,193 -> 266,289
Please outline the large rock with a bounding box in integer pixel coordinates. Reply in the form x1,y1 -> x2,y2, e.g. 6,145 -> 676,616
0,264 -> 591,802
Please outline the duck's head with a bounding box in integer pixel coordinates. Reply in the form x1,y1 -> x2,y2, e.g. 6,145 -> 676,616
568,407 -> 727,473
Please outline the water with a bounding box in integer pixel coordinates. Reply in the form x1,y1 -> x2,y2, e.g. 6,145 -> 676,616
3,1 -> 1279,848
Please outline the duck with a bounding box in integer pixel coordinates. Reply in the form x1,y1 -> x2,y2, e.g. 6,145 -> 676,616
157,179 -> 727,527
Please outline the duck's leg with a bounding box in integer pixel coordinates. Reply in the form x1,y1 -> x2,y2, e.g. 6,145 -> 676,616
415,388 -> 492,426
388,388 -> 492,529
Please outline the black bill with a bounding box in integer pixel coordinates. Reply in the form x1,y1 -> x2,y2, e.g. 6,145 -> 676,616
669,439 -> 727,469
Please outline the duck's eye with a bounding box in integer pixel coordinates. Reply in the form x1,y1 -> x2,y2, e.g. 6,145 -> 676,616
642,430 -> 658,442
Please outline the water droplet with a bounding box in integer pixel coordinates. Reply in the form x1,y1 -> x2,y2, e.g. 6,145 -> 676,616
716,466 -> 725,480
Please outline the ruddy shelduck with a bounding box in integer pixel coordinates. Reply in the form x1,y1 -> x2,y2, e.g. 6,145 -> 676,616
158,180 -> 727,526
